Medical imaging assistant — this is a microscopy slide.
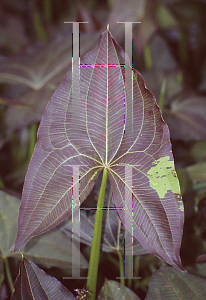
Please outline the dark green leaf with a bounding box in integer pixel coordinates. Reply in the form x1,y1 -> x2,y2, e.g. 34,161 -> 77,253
150,34 -> 177,70
0,259 -> 4,289
142,69 -> 182,106
145,265 -> 206,300
6,87 -> 55,133
190,141 -> 206,163
186,162 -> 206,182
164,96 -> 206,140
0,191 -> 20,256
97,279 -> 141,300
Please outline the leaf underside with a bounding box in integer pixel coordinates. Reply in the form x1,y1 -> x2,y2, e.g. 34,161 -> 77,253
14,29 -> 184,271
11,257 -> 76,300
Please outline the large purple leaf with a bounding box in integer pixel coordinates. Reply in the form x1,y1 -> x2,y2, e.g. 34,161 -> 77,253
11,257 -> 76,300
14,30 -> 184,271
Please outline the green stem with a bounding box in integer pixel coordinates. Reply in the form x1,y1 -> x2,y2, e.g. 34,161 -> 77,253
0,176 -> 5,188
117,251 -> 125,286
134,256 -> 140,289
43,0 -> 52,22
143,44 -> 152,70
179,30 -> 188,67
116,218 -> 125,285
86,168 -> 107,300
28,123 -> 38,161
106,253 -> 119,269
31,0 -> 48,42
158,79 -> 167,113
4,257 -> 14,294
127,257 -> 132,289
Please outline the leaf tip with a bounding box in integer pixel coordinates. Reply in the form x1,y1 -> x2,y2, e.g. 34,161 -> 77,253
196,254 -> 206,263
13,243 -> 20,254
13,235 -> 27,253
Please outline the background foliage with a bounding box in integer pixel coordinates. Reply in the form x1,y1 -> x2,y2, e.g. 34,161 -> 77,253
0,0 -> 206,299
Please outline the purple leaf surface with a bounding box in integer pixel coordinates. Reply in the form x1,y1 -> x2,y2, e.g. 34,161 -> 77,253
14,30 -> 184,271
196,254 -> 206,263
11,257 -> 76,300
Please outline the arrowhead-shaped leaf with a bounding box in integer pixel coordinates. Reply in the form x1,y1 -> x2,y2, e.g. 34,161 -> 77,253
14,29 -> 184,271
11,257 -> 76,300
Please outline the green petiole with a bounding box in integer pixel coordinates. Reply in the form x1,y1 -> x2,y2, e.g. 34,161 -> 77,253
86,168 -> 107,300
